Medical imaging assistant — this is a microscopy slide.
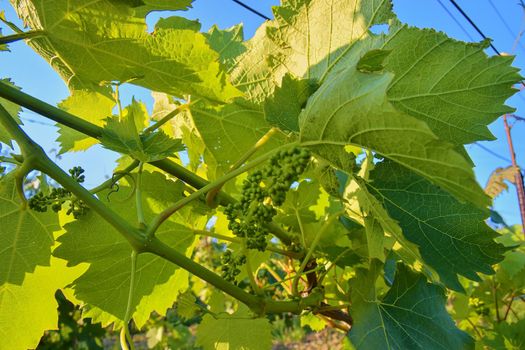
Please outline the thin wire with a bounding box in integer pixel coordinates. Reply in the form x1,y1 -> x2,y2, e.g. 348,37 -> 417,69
436,0 -> 475,41
444,0 -> 525,99
231,0 -> 271,21
447,0 -> 501,55
20,116 -> 54,127
487,0 -> 525,53
473,142 -> 513,164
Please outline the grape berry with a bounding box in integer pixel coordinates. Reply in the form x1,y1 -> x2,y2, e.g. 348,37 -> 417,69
224,147 -> 311,252
29,166 -> 89,218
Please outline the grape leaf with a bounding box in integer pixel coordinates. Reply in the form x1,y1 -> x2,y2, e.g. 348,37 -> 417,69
262,0 -> 520,144
152,92 -> 205,170
484,166 -> 519,198
57,87 -> 115,153
267,0 -> 394,82
484,319 -> 525,350
343,175 -> 422,264
196,311 -> 272,350
300,313 -> 326,332
189,100 -> 282,180
101,100 -> 184,162
0,172 -> 58,284
12,0 -> 240,102
229,0 -> 393,105
349,262 -> 473,350
155,16 -> 201,31
356,49 -> 391,72
0,256 -> 86,350
176,290 -> 199,320
205,24 -> 246,71
383,26 -> 521,145
277,180 -> 320,227
264,73 -> 317,132
0,79 -> 22,147
299,65 -> 490,208
54,171 -> 202,327
229,22 -> 284,103
367,160 -> 507,291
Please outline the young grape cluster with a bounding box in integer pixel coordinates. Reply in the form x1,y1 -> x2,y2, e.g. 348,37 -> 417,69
224,147 -> 311,251
29,166 -> 89,218
220,250 -> 246,282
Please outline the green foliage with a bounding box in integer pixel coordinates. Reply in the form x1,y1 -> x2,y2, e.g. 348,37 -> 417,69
196,309 -> 273,350
0,172 -> 58,284
349,262 -> 474,349
0,0 -> 523,349
56,87 -> 115,154
53,171 -> 200,328
29,166 -> 89,218
224,147 -> 311,251
101,100 -> 184,162
367,160 -> 507,291
0,257 -> 86,350
37,291 -> 106,350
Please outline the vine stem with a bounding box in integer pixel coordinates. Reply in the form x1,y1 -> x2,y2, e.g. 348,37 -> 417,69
493,277 -> 501,322
243,240 -> 263,296
192,230 -> 302,259
292,212 -> 343,296
89,160 -> 140,194
0,81 -> 295,246
135,162 -> 146,228
0,87 -> 319,316
206,127 -> 278,206
146,142 -> 297,236
0,30 -> 44,45
143,102 -> 190,135
503,291 -> 516,321
120,250 -> 137,350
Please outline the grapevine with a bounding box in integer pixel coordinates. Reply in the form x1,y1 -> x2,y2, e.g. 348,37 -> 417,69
225,147 -> 311,251
28,166 -> 89,218
0,0 -> 522,349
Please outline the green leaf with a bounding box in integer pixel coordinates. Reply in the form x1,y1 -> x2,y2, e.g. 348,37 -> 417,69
343,173 -> 423,264
349,262 -> 473,350
53,171 -> 202,327
264,73 -> 317,132
367,160 -> 507,291
229,0 -> 393,104
196,311 -> 272,350
300,313 -> 326,331
0,257 -> 86,350
14,0 -> 240,102
383,26 -> 521,145
277,180 -> 320,227
205,24 -> 246,71
356,49 -> 391,72
189,99 -> 282,180
267,0 -> 394,82
299,66 -> 490,208
363,216 -> 386,261
484,319 -> 525,350
0,172 -> 58,284
0,79 -> 22,147
176,290 -> 199,320
57,87 -> 115,153
101,100 -> 184,162
155,16 -> 201,31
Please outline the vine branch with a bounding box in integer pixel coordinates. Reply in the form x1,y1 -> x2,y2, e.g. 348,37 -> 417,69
0,81 -> 294,246
0,102 -> 319,316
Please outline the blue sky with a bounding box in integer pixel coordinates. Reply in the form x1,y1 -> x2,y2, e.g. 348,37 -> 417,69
0,0 -> 524,225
